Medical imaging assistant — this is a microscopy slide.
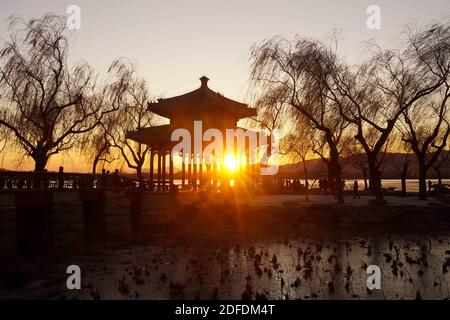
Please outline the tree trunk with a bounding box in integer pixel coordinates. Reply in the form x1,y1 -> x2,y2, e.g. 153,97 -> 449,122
418,158 -> 428,200
326,136 -> 344,204
92,144 -> 109,175
136,166 -> 145,190
332,159 -> 344,204
31,151 -> 49,189
434,167 -> 442,185
362,168 -> 368,190
367,156 -> 383,200
33,152 -> 48,172
92,156 -> 100,174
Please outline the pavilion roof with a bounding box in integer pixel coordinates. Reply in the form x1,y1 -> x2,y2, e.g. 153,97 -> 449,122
148,76 -> 256,119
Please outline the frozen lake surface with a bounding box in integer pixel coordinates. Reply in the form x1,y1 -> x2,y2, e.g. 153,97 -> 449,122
3,232 -> 450,300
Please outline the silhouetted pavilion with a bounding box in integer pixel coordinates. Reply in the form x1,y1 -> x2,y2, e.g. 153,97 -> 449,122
127,76 -> 258,192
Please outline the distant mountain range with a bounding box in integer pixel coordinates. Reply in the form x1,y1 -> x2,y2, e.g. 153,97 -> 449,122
273,152 -> 450,179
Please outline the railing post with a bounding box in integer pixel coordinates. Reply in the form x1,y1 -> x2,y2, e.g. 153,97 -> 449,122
58,166 -> 64,189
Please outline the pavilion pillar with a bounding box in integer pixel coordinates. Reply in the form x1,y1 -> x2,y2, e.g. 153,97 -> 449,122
157,152 -> 162,192
251,162 -> 255,187
187,155 -> 192,187
247,140 -> 253,187
193,154 -> 197,191
254,163 -> 259,188
212,161 -> 217,190
206,163 -> 211,188
245,146 -> 250,181
162,151 -> 166,192
150,149 -> 154,191
220,153 -> 225,192
182,154 -> 186,188
199,158 -> 203,190
169,151 -> 174,191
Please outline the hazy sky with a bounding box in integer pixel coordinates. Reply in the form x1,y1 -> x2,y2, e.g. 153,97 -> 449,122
1,0 -> 450,101
1,0 -> 449,171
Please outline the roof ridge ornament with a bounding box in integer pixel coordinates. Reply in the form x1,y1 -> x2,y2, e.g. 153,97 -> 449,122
199,76 -> 209,88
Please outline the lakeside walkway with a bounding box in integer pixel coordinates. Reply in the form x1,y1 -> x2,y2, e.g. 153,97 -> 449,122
232,194 -> 444,208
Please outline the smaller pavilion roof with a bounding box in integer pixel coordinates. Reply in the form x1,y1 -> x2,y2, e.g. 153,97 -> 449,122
126,125 -> 173,147
126,124 -> 264,147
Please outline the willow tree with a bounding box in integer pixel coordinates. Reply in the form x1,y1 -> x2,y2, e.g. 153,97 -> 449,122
398,84 -> 450,199
0,15 -> 113,171
103,59 -> 155,187
249,87 -> 289,136
431,148 -> 450,186
342,142 -> 369,190
247,86 -> 291,180
0,126 -> 7,160
250,37 -> 349,203
395,23 -> 450,200
389,139 -> 414,197
282,121 -> 314,201
79,99 -> 118,174
333,24 -> 450,200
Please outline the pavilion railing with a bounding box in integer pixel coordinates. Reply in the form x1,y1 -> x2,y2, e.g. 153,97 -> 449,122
0,167 -> 140,190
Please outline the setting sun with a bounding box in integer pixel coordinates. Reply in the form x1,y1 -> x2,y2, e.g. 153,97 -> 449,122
224,155 -> 238,172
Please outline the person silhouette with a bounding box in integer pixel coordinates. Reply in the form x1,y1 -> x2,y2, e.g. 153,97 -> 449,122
353,180 -> 360,199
